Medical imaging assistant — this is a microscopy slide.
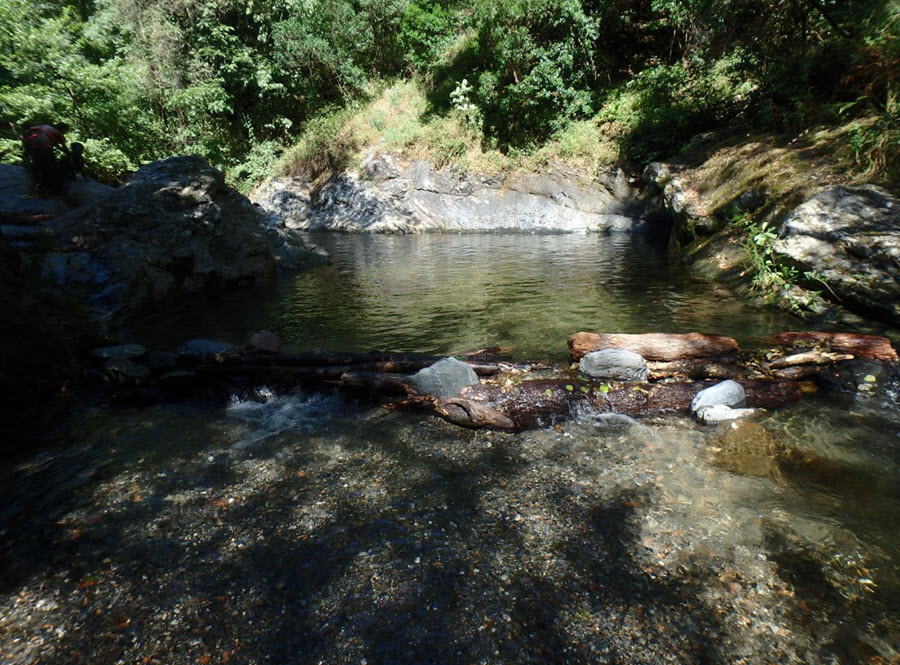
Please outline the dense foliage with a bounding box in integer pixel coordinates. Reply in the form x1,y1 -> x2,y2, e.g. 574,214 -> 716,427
1,0 -> 897,182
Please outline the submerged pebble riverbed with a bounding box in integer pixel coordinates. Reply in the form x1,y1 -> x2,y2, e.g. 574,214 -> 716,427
1,386 -> 897,665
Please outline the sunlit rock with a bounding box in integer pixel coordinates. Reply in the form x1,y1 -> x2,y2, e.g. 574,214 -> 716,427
405,357 -> 479,398
579,348 -> 649,381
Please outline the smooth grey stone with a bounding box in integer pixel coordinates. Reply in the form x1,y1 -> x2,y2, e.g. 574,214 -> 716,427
691,379 -> 746,413
404,357 -> 479,398
697,404 -> 758,424
579,349 -> 649,382
251,161 -> 644,234
92,344 -> 146,360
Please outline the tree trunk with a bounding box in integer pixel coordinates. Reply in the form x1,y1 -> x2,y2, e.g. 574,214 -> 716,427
569,332 -> 741,361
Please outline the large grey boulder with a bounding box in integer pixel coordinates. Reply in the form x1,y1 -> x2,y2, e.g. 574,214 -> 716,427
774,186 -> 900,326
579,349 -> 649,381
40,156 -> 327,326
253,157 -> 647,234
404,357 -> 480,398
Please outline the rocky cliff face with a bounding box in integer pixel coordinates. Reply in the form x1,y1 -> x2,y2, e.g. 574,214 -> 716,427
37,156 -> 327,326
644,153 -> 900,328
253,156 -> 657,235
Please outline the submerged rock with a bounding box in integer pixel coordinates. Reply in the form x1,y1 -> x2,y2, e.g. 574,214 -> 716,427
579,349 -> 649,381
697,404 -> 759,424
247,330 -> 283,354
711,420 -> 785,476
405,357 -> 480,398
102,357 -> 151,383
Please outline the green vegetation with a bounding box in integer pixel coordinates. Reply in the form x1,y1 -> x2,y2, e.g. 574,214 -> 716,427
1,0 -> 897,186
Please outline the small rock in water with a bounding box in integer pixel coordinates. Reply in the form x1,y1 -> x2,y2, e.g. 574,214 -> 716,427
697,404 -> 758,424
247,330 -> 282,354
92,344 -> 146,361
579,349 -> 649,381
404,357 -> 479,398
178,339 -> 238,360
691,379 -> 746,413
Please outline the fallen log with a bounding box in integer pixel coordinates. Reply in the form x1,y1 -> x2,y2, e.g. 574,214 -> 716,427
216,350 -> 529,377
769,332 -> 898,362
395,378 -> 802,430
569,332 -> 741,362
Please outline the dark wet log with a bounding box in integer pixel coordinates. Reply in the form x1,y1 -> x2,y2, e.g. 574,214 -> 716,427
769,332 -> 898,362
569,332 -> 741,362
647,359 -> 752,380
340,371 -> 410,397
227,351 -> 508,376
392,395 -> 518,430
429,378 -> 804,430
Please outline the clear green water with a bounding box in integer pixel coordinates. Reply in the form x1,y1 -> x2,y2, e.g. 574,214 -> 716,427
130,234 -> 817,361
3,234 -> 898,664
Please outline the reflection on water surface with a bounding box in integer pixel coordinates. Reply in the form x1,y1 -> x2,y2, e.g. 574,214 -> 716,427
129,234 -> 819,360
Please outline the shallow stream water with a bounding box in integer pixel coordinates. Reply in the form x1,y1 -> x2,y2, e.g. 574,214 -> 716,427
1,235 -> 898,665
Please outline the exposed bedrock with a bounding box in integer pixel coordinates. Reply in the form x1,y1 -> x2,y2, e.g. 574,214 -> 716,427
252,156 -> 663,235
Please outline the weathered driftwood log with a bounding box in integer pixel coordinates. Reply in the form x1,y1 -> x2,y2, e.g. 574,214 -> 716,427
569,332 -> 741,362
396,378 -> 802,431
767,349 -> 854,369
769,332 -> 898,362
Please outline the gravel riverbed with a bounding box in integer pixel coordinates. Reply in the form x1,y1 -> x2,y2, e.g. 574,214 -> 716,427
1,390 -> 897,665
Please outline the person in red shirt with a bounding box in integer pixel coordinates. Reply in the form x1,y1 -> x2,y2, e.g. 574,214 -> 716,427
22,122 -> 70,192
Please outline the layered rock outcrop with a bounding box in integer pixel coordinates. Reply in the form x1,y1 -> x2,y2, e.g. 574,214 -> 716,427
253,157 -> 654,235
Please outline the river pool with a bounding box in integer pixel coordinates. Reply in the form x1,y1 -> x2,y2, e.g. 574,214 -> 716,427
1,234 -> 897,665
